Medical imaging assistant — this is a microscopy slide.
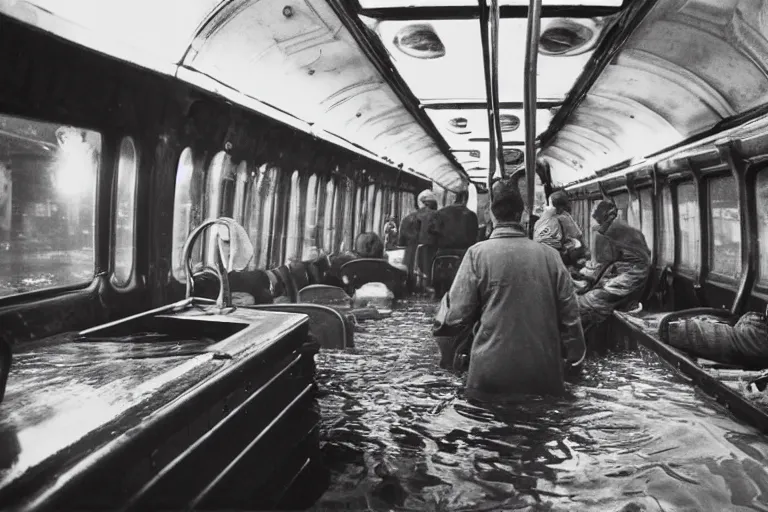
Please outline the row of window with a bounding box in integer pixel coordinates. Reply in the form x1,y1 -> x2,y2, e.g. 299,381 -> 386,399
0,111 -> 419,298
169,148 -> 417,281
571,172 -> 768,286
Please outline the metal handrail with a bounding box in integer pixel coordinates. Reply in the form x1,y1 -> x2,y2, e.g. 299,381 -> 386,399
523,0 -> 543,238
181,218 -> 240,309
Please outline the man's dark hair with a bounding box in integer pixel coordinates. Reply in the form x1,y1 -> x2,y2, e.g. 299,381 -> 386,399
454,190 -> 469,205
354,232 -> 384,258
550,190 -> 570,210
491,180 -> 525,223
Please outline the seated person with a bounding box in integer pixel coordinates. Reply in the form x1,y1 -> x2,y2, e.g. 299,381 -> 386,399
534,191 -> 589,267
432,180 -> 585,401
383,216 -> 399,250
578,200 -> 651,332
324,232 -> 386,287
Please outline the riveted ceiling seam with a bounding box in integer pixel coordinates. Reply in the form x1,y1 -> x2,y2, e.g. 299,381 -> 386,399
539,0 -> 661,148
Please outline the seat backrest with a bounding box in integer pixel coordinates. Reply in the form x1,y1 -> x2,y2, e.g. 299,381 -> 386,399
297,284 -> 352,308
340,259 -> 408,298
288,261 -> 311,292
431,253 -> 464,298
268,266 -> 297,303
247,304 -> 354,349
305,254 -> 332,285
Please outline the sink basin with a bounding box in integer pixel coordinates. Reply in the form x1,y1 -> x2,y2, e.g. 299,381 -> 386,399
78,298 -> 301,359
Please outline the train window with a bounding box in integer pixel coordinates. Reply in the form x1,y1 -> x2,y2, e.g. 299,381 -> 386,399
638,188 -> 654,254
355,185 -> 365,235
303,174 -> 319,260
757,170 -> 768,285
111,136 -> 138,288
232,161 -> 249,227
250,165 -> 278,269
658,186 -> 674,265
0,116 -> 100,297
628,193 -> 641,229
676,182 -> 700,272
268,169 -> 288,267
171,148 -> 204,281
373,188 -> 384,233
708,176 -> 741,278
286,171 -> 303,262
587,199 -> 598,253
204,151 -> 235,265
613,192 -> 629,221
323,179 -> 337,253
342,180 -> 355,252
365,183 -> 377,232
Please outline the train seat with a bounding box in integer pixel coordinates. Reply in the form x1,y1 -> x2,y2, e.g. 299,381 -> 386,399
298,284 -> 352,308
431,248 -> 467,298
340,258 -> 408,299
246,303 -> 353,349
305,254 -> 332,285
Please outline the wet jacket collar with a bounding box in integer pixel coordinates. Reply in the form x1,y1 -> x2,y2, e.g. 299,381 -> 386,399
489,223 -> 526,239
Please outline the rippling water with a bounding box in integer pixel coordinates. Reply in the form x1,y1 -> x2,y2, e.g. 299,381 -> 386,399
311,300 -> 768,512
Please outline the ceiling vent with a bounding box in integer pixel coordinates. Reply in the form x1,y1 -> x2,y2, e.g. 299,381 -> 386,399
447,117 -> 471,134
499,114 -> 520,132
539,19 -> 602,57
393,23 -> 446,59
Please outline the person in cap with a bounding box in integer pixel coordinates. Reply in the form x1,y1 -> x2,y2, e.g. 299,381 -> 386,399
433,179 -> 586,401
534,190 -> 589,266
397,189 -> 440,290
433,189 -> 479,250
578,199 -> 651,332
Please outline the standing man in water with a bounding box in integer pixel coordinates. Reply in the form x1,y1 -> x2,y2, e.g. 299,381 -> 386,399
433,179 -> 586,401
398,189 -> 439,291
433,189 -> 478,250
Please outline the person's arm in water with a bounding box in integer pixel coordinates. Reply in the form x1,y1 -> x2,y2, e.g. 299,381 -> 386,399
433,248 -> 480,335
555,256 -> 587,365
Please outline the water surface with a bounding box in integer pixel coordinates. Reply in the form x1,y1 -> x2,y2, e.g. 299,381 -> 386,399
312,300 -> 768,512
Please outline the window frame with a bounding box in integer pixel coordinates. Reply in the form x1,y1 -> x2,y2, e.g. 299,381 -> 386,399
637,186 -> 655,260
673,179 -> 701,275
705,172 -> 743,283
110,135 -> 140,290
752,165 -> 768,296
0,115 -> 102,303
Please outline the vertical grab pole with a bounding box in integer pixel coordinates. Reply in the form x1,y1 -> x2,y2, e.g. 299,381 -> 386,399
478,0 -> 496,201
523,0 -> 542,238
489,0 -> 506,184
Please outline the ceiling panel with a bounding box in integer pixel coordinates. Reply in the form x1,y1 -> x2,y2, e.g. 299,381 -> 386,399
367,17 -> 608,102
424,108 -> 553,147
359,0 -> 623,8
541,0 -> 768,187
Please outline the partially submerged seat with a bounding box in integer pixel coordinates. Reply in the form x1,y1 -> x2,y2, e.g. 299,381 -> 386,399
297,284 -> 351,308
431,248 -> 467,298
247,304 -> 353,349
340,258 -> 407,298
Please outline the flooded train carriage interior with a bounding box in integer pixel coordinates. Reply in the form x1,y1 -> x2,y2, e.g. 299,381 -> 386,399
2,0 -> 768,510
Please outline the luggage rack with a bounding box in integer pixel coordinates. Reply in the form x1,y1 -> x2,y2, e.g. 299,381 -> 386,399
612,311 -> 768,434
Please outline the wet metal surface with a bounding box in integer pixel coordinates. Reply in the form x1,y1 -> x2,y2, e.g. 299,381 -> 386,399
312,299 -> 768,511
0,308 -> 308,504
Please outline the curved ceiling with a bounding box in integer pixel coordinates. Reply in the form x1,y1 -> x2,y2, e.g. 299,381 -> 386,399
363,13 -> 618,183
0,0 -> 470,191
541,0 -> 768,186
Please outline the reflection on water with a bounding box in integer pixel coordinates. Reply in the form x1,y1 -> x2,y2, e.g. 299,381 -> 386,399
312,300 -> 768,511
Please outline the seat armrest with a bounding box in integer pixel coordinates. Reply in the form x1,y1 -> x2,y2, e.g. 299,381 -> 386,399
657,307 -> 737,342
